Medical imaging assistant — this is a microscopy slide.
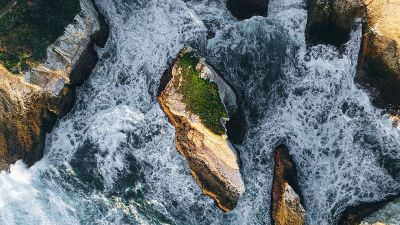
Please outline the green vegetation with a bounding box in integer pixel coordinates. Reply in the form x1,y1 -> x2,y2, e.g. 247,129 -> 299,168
176,51 -> 228,135
0,0 -> 80,73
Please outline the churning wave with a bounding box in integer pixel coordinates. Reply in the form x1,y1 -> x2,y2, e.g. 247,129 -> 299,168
0,0 -> 399,224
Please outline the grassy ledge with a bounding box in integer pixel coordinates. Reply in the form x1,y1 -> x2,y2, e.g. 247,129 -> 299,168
175,51 -> 228,135
0,0 -> 80,73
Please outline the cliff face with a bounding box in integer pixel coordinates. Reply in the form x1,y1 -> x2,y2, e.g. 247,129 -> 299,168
0,0 -> 108,170
157,48 -> 245,212
271,146 -> 305,225
358,0 -> 400,110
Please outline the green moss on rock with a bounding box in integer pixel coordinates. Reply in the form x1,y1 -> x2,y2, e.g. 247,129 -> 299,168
0,0 -> 80,72
175,51 -> 228,135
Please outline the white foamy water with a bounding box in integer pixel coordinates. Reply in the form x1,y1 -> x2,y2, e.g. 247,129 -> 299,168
0,0 -> 399,224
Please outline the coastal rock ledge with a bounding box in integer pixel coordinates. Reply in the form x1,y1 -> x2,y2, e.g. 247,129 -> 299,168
157,48 -> 245,212
0,0 -> 108,170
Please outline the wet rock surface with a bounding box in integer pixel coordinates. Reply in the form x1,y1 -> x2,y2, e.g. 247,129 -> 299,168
226,0 -> 269,20
157,48 -> 245,212
271,145 -> 305,225
357,0 -> 400,111
306,0 -> 364,47
0,0 -> 108,170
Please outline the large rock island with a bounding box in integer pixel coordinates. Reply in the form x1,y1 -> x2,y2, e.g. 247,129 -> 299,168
0,0 -> 108,170
157,48 -> 245,212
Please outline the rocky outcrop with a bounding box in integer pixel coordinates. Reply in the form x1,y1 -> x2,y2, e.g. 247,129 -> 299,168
226,0 -> 269,20
306,0 -> 365,47
307,0 -> 400,110
357,0 -> 400,110
271,145 -> 305,225
0,0 -> 108,170
157,48 -> 245,212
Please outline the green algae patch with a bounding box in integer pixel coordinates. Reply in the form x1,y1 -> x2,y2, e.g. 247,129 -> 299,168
0,0 -> 80,73
175,51 -> 228,135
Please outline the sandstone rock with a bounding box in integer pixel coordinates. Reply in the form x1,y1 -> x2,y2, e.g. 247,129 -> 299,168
0,0 -> 108,170
272,145 -> 305,225
157,48 -> 245,212
358,0 -> 400,110
306,0 -> 364,46
226,0 -> 269,20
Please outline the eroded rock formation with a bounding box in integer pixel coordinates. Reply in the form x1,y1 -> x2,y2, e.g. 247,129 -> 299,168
226,0 -> 269,20
271,145 -> 305,225
0,0 -> 108,170
157,48 -> 245,212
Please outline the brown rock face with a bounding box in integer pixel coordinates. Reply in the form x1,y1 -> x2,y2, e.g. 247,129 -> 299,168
0,0 -> 108,170
271,145 -> 305,225
358,0 -> 400,110
306,0 -> 365,47
226,0 -> 269,20
157,48 -> 245,212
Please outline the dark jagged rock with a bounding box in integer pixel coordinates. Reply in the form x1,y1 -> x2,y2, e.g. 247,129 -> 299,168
339,195 -> 399,225
271,145 -> 305,225
306,0 -> 364,47
226,0 -> 269,20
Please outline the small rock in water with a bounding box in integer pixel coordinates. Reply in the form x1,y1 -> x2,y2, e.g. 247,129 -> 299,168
271,145 -> 305,225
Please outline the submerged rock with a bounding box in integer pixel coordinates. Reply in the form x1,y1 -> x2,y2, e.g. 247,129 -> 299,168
339,195 -> 400,225
226,0 -> 269,20
363,197 -> 400,225
271,145 -> 305,225
0,0 -> 108,170
360,222 -> 387,225
157,48 -> 245,212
